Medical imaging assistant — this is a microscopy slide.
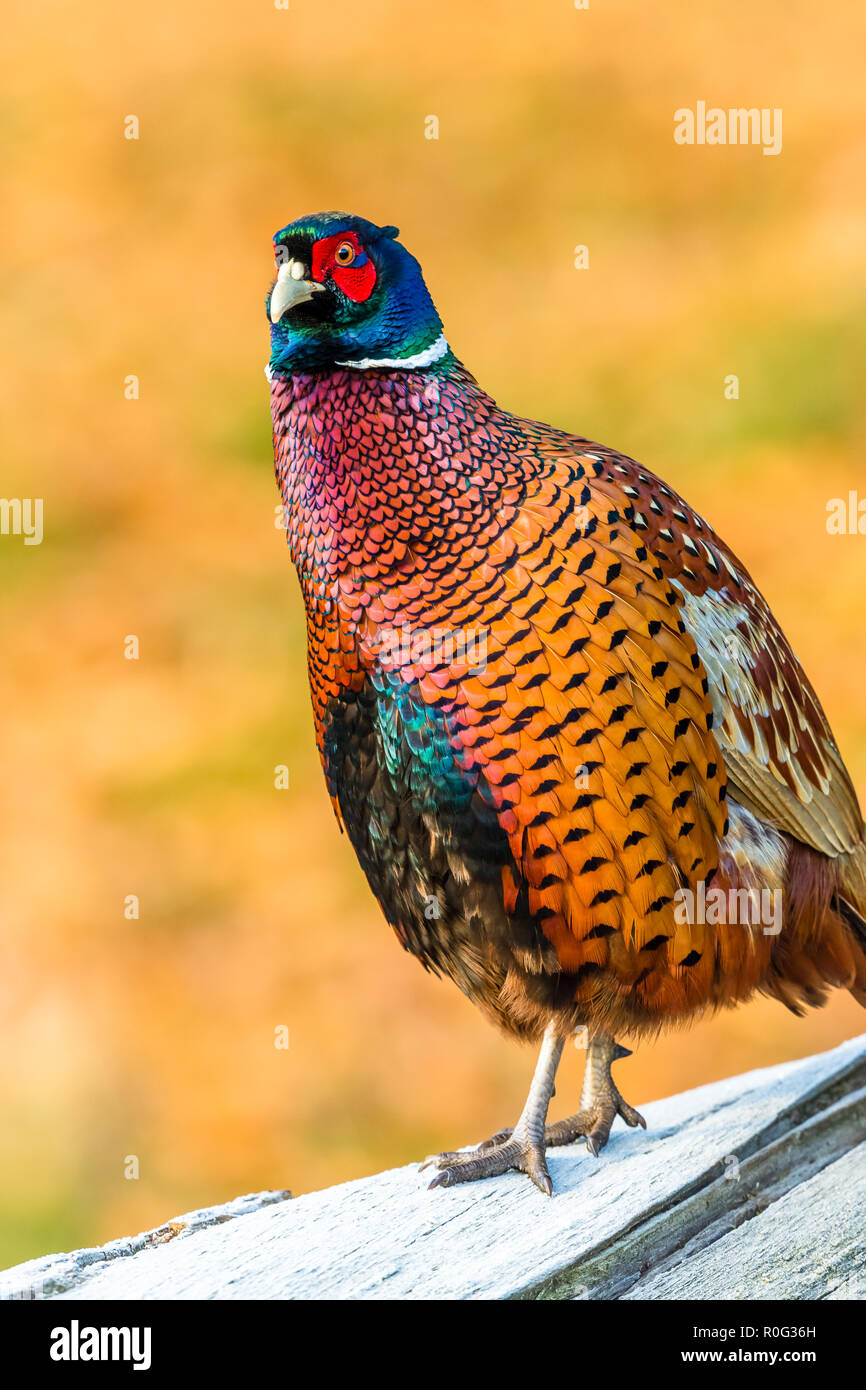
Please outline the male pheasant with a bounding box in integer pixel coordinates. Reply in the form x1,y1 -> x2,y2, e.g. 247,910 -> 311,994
266,211 -> 866,1194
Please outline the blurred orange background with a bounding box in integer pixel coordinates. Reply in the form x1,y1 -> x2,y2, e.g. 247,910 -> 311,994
2,0 -> 865,1266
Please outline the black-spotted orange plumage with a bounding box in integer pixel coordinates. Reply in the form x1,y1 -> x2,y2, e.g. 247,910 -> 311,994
267,212 -> 866,1192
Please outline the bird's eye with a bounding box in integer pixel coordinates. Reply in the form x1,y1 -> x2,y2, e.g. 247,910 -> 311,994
334,241 -> 356,266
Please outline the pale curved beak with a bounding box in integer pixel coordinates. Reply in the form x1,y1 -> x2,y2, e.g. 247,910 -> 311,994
269,258 -> 326,323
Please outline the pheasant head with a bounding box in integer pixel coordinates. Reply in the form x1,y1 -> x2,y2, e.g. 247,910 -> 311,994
267,211 -> 447,375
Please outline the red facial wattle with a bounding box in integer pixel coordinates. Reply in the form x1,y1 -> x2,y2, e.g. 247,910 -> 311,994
311,230 -> 377,303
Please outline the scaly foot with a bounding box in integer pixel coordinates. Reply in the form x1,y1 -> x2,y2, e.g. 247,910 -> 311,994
421,1128 -> 553,1195
421,1022 -> 564,1195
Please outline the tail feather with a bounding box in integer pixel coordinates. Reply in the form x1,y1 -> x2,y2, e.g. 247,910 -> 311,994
773,838 -> 866,1012
835,843 -> 866,1006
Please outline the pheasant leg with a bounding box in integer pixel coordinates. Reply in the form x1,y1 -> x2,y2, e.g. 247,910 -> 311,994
545,1032 -> 646,1155
421,1022 -> 564,1195
478,1031 -> 646,1158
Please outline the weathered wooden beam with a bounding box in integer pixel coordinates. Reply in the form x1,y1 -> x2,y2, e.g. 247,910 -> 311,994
2,1035 -> 863,1301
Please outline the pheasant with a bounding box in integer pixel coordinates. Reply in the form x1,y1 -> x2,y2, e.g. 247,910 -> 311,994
266,211 -> 866,1194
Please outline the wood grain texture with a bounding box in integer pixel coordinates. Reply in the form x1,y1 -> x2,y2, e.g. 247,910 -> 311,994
2,1036 -> 863,1302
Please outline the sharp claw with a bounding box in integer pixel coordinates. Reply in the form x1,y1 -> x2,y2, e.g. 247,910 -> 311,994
529,1166 -> 554,1196
586,1136 -> 599,1157
427,1170 -> 453,1190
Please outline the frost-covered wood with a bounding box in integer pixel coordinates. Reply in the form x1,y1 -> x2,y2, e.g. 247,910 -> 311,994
2,1035 -> 864,1301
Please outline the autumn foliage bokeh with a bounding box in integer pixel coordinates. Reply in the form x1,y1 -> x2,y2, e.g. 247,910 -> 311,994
2,0 -> 866,1264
